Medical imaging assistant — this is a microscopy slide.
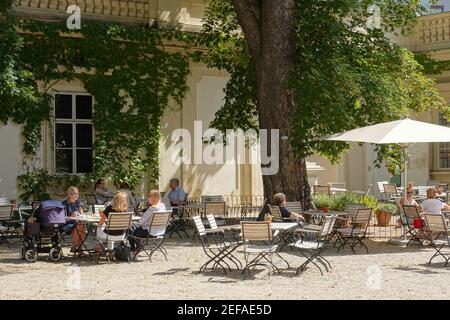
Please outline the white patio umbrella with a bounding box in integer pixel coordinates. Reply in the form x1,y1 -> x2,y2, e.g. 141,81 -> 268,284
324,118 -> 450,200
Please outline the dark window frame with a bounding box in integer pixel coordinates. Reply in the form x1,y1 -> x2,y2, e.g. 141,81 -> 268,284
54,92 -> 94,174
438,112 -> 450,169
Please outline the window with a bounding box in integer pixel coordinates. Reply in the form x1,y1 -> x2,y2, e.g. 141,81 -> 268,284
430,5 -> 445,14
438,112 -> 450,168
420,0 -> 449,15
54,93 -> 93,174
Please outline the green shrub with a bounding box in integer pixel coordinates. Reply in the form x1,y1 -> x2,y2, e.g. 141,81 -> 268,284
376,202 -> 398,215
313,194 -> 333,209
357,195 -> 378,210
330,192 -> 358,211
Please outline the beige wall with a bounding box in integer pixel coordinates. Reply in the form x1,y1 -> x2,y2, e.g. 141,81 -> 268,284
306,155 -> 341,186
159,64 -> 263,196
0,122 -> 27,200
345,143 -> 366,192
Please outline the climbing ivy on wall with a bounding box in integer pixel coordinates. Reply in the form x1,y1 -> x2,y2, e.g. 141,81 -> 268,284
0,1 -> 51,155
0,2 -> 195,189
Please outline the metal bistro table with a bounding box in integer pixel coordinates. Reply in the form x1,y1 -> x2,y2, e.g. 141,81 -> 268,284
66,214 -> 140,259
178,203 -> 204,216
167,203 -> 203,238
227,222 -> 298,232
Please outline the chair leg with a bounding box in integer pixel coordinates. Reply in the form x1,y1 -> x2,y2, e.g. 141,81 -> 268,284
317,253 -> 332,270
444,255 -> 450,267
259,254 -> 282,274
296,256 -> 323,275
221,247 -> 241,269
297,249 -> 323,275
242,253 -> 269,277
314,251 -> 329,272
273,252 -> 290,269
428,244 -> 446,266
359,238 -> 369,254
201,248 -> 229,274
212,252 -> 232,271
337,235 -> 350,252
148,238 -> 167,262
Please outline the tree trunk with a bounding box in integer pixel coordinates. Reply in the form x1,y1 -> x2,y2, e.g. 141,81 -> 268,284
232,0 -> 311,208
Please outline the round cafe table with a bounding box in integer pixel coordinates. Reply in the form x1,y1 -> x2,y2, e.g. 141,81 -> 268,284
65,214 -> 140,259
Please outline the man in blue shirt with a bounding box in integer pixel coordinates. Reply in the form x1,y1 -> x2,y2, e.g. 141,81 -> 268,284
167,178 -> 186,206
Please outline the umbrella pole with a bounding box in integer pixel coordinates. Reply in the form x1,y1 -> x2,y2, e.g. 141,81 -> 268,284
404,148 -> 408,201
402,145 -> 409,240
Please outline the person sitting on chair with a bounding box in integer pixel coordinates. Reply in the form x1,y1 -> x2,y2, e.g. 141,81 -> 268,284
167,178 -> 186,206
421,188 -> 450,214
61,186 -> 86,255
396,187 -> 422,227
273,193 -> 305,222
96,191 -> 130,254
118,182 -> 135,209
94,178 -> 110,205
129,189 -> 166,255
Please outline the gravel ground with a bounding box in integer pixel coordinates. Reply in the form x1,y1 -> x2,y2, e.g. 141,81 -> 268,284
1,234 -> 449,300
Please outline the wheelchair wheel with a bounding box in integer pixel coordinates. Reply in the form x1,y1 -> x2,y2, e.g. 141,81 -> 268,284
49,248 -> 63,262
24,248 -> 38,263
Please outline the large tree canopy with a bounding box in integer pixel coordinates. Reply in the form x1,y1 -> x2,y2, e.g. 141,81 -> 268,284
199,0 -> 450,202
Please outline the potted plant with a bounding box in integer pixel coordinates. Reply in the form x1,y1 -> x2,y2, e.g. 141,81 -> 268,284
313,194 -> 333,212
375,203 -> 397,227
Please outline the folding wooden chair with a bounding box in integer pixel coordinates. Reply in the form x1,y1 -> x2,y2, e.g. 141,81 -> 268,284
85,193 -> 98,205
161,196 -> 171,209
168,193 -> 190,238
204,201 -> 227,226
418,186 -> 433,198
335,208 -> 372,254
193,216 -> 241,274
267,205 -> 298,250
284,201 -> 303,214
130,211 -> 171,261
383,184 -> 401,202
424,213 -> 450,267
377,181 -> 388,201
241,221 -> 290,278
313,185 -> 331,197
329,203 -> 365,246
96,212 -> 132,263
291,215 -> 337,275
0,204 -> 20,246
268,205 -> 291,222
201,195 -> 223,203
352,184 -> 373,197
402,205 -> 428,247
206,214 -> 238,240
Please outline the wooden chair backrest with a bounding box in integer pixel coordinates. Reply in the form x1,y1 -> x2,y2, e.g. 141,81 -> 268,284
241,221 -> 272,242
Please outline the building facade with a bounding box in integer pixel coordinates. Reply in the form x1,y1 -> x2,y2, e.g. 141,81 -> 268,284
1,0 -> 449,200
